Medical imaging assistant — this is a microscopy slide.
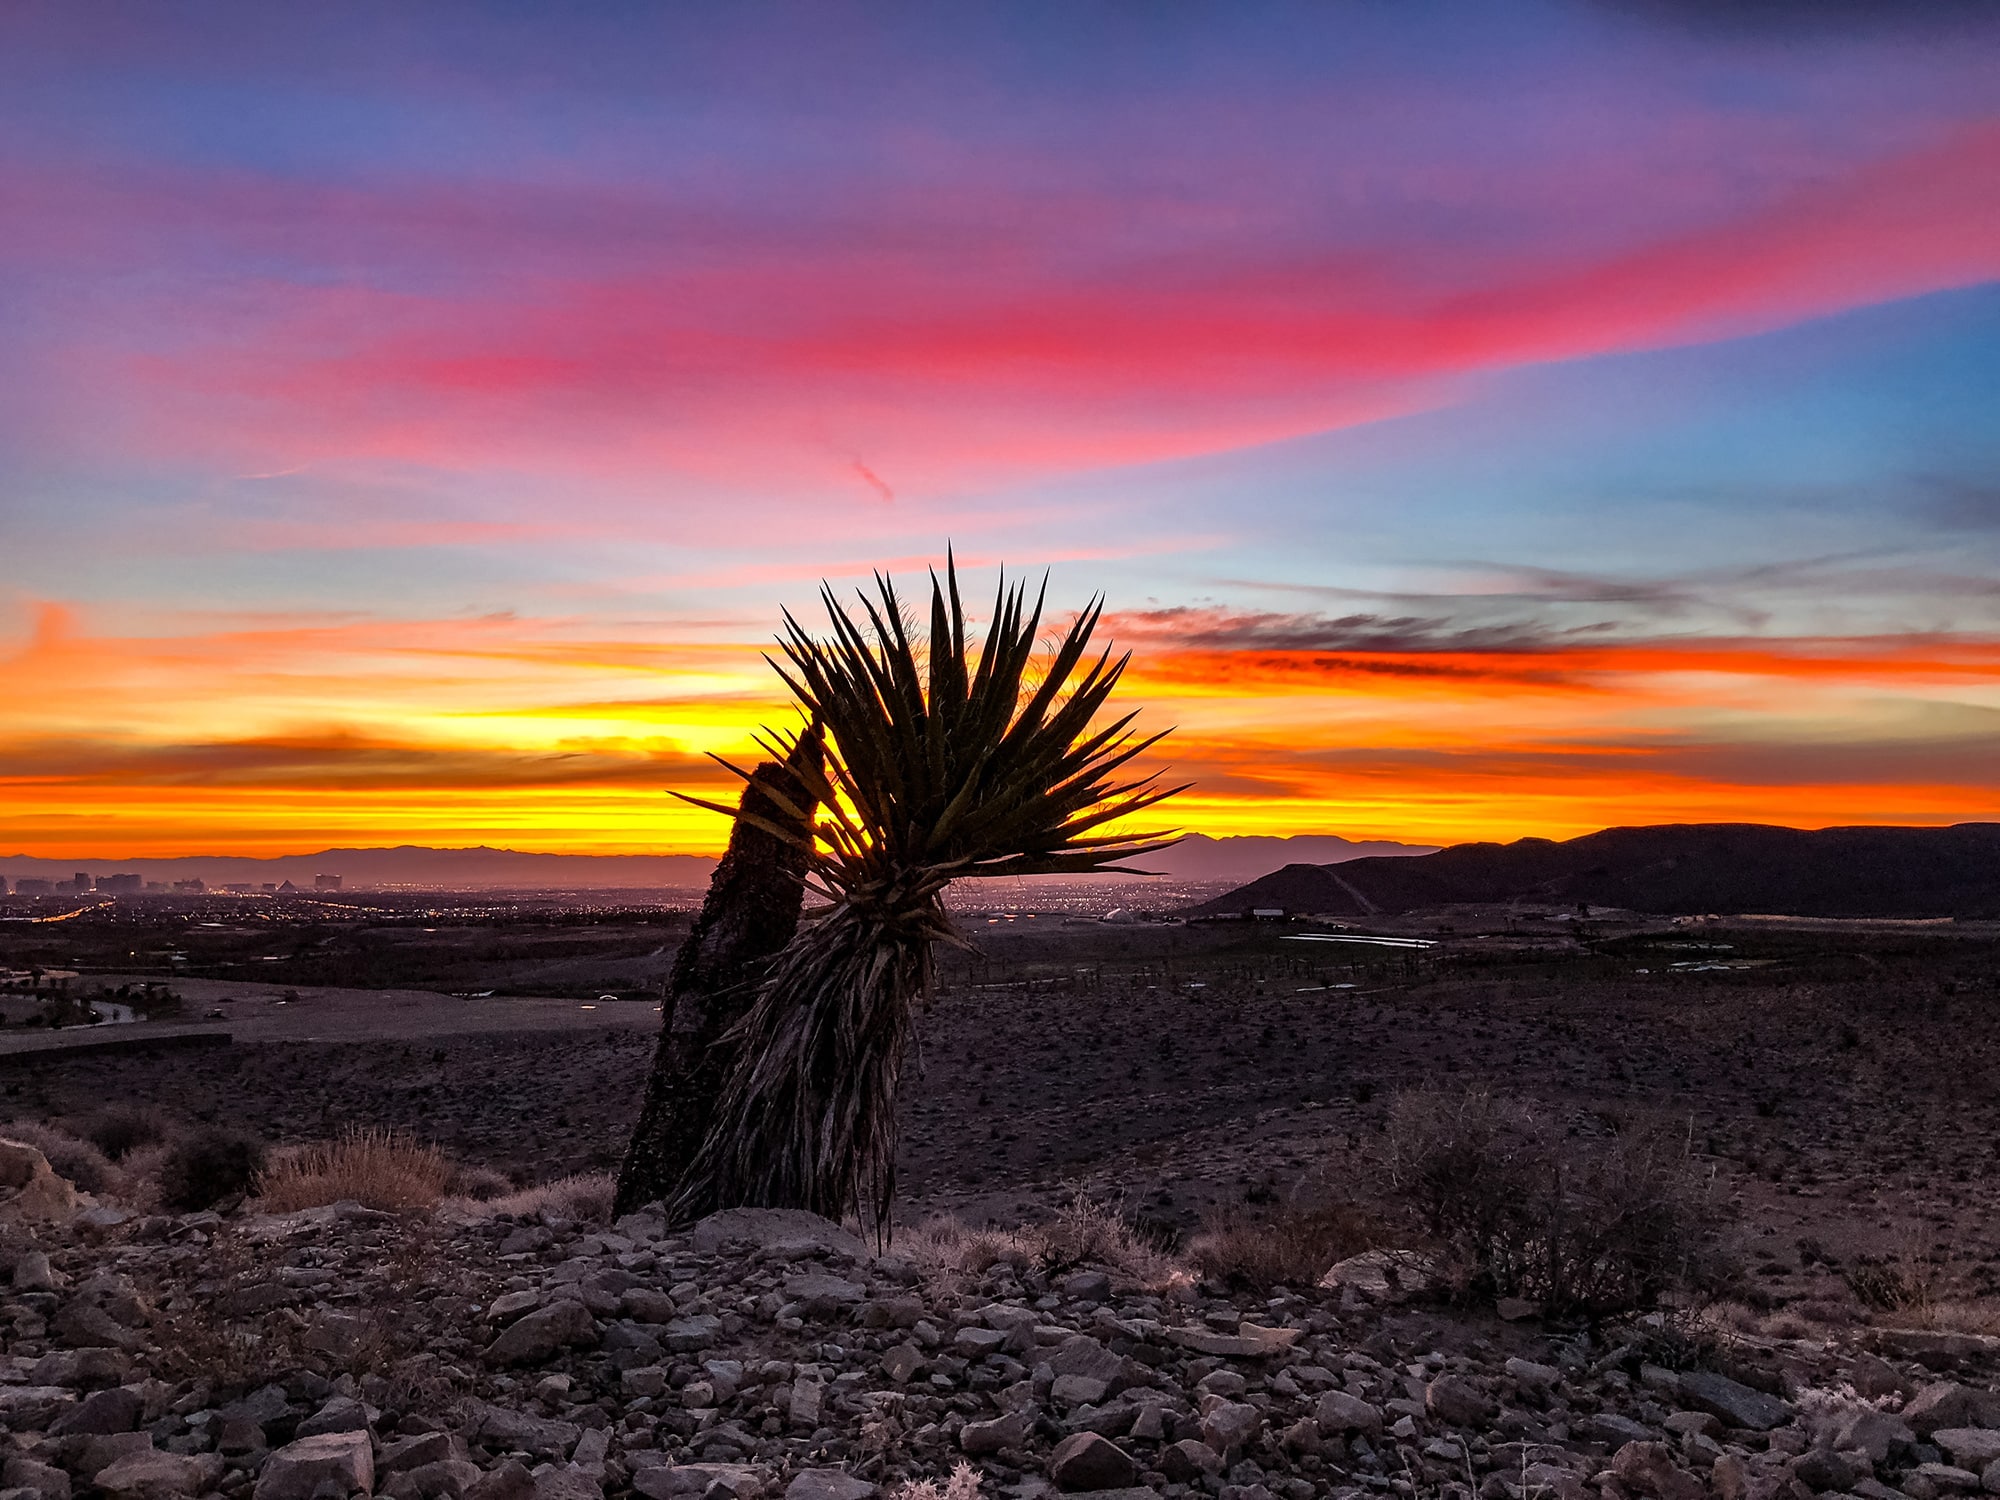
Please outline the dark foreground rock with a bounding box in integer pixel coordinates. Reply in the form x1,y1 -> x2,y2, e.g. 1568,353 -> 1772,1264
4,1158 -> 1999,1500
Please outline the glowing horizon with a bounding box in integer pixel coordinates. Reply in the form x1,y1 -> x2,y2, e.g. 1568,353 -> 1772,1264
4,3 -> 1998,859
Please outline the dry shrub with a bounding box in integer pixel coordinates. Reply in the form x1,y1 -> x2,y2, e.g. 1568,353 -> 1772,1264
1379,1087 -> 1722,1318
256,1128 -> 452,1212
901,1193 -> 1192,1297
1189,1202 -> 1384,1291
449,1172 -> 615,1224
1,1120 -> 123,1195
75,1105 -> 170,1162
448,1164 -> 515,1201
1847,1226 -> 1949,1323
158,1128 -> 267,1211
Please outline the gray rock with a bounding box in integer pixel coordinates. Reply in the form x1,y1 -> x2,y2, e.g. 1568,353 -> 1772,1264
0,1458 -> 69,1500
1829,1408 -> 1914,1464
484,1300 -> 597,1366
96,1451 -> 225,1500
381,1434 -> 457,1475
1426,1375 -> 1495,1428
1906,1384 -> 2000,1437
1048,1432 -> 1139,1492
477,1407 -> 581,1460
73,1433 -> 154,1480
1049,1337 -> 1123,1385
1060,1272 -> 1112,1304
1575,1412 -> 1655,1446
254,1433 -> 374,1500
1052,1375 -> 1110,1409
961,1412 -> 1029,1456
1677,1371 -> 1794,1432
49,1386 -> 142,1436
1937,1431 -> 2000,1469
1161,1440 -> 1225,1483
464,1461 -> 536,1500
530,1465 -> 602,1500
631,1464 -> 765,1499
295,1396 -> 371,1439
1610,1441 -> 1705,1500
1200,1401 -> 1262,1456
1314,1390 -> 1383,1435
688,1209 -> 867,1260
488,1291 -> 541,1322
780,1275 -> 866,1314
0,1387 -> 78,1430
661,1315 -> 723,1353
1790,1448 -> 1859,1494
1505,1358 -> 1561,1391
783,1474 -> 876,1500
880,1345 -> 924,1383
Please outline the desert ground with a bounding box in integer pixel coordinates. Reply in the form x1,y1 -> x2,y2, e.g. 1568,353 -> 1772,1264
6,896 -> 1998,1311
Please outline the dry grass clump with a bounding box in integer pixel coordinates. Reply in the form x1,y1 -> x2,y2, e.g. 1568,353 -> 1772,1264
256,1128 -> 451,1212
895,1463 -> 984,1500
448,1172 -> 615,1224
901,1193 -> 1192,1296
1379,1087 -> 1723,1318
1189,1202 -> 1384,1291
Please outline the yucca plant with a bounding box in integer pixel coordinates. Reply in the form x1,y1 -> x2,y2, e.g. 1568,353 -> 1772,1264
669,560 -> 1183,1229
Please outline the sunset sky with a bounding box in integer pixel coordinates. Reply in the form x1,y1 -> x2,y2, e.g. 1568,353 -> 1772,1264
4,2 -> 1998,858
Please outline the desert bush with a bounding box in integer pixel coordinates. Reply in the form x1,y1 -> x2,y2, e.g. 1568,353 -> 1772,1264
76,1105 -> 170,1162
157,1128 -> 267,1211
1189,1202 -> 1383,1291
1378,1087 -> 1720,1318
902,1193 -> 1192,1296
256,1128 -> 452,1212
1,1120 -> 122,1194
447,1163 -> 515,1201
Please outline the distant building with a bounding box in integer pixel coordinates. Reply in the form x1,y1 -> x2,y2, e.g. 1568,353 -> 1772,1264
73,872 -> 93,892
315,874 -> 342,891
99,873 -> 142,893
277,880 -> 300,894
16,878 -> 53,895
261,883 -> 277,893
173,878 -> 205,893
0,876 -> 7,895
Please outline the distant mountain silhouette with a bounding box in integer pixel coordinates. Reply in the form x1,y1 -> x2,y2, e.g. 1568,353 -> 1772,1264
0,832 -> 1434,894
1190,823 -> 2000,920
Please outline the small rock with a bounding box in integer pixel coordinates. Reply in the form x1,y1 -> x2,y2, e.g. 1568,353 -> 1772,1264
1048,1432 -> 1139,1492
463,1462 -> 536,1500
1906,1386 -> 2000,1438
1611,1442 -> 1704,1500
296,1396 -> 371,1439
1160,1440 -> 1224,1483
631,1465 -> 765,1499
0,1457 -> 69,1500
687,1209 -> 868,1259
1790,1448 -> 1858,1494
1060,1272 -> 1112,1304
1199,1401 -> 1262,1457
881,1345 -> 924,1383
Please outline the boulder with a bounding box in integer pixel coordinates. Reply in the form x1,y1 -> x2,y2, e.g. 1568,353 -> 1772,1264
631,1465 -> 764,1499
960,1412 -> 1028,1456
254,1432 -> 375,1500
1935,1430 -> 2000,1469
1905,1383 -> 2000,1437
476,1406 -> 581,1459
462,1462 -> 535,1500
1048,1432 -> 1139,1492
96,1452 -> 225,1500
0,1138 -> 79,1222
49,1386 -> 142,1436
529,1466 -> 601,1500
1677,1371 -> 1795,1432
1426,1375 -> 1496,1427
1788,1448 -> 1857,1494
483,1301 -> 597,1366
1198,1400 -> 1262,1456
688,1209 -> 867,1259
1,1456 -> 70,1500
1315,1390 -> 1384,1435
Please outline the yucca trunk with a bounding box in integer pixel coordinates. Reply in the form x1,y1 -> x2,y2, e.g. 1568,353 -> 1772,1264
613,739 -> 819,1218
670,899 -> 940,1226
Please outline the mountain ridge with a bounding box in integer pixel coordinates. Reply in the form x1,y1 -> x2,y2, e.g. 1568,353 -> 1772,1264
1190,822 -> 2000,920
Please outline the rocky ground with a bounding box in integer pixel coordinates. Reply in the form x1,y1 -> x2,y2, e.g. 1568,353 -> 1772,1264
6,1133 -> 2000,1500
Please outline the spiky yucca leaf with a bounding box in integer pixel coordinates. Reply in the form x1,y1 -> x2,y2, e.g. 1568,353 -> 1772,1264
669,562 -> 1183,1227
